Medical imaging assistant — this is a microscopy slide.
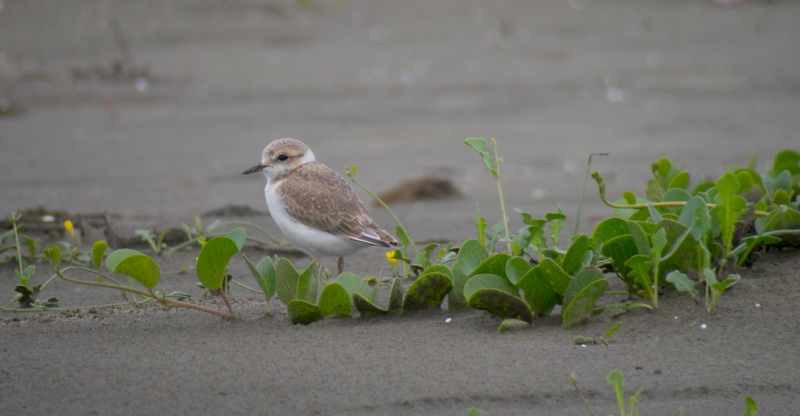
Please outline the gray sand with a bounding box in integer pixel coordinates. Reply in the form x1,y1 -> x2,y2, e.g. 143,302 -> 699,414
2,1 -> 799,414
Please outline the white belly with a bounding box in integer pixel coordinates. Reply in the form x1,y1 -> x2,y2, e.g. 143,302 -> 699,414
265,182 -> 365,258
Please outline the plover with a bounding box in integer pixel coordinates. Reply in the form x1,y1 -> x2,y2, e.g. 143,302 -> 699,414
243,138 -> 399,275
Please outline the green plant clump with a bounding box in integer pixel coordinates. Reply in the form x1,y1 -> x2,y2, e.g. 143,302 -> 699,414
2,144 -> 798,332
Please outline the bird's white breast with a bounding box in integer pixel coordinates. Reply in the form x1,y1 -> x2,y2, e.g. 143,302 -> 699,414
264,178 -> 364,257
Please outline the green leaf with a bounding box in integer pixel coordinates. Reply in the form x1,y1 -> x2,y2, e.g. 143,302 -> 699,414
600,235 -> 640,287
24,236 -> 36,260
196,236 -> 240,290
387,277 -> 404,313
625,254 -> 653,300
456,239 -> 489,275
297,261 -> 318,303
336,272 -> 376,303
657,219 -> 696,274
403,272 -> 453,311
561,234 -> 590,276
646,202 -> 663,223
43,245 -> 61,271
319,283 -> 351,316
563,266 -> 605,308
663,187 -> 692,208
287,299 -> 323,325
464,273 -> 533,325
622,191 -> 636,205
562,266 -> 606,328
771,149 -> 800,177
505,256 -> 531,285
105,249 -> 161,290
275,257 -> 300,303
464,273 -> 518,299
651,227 -> 667,257
593,217 -> 630,243
773,169 -> 792,194
607,370 -> 625,411
605,322 -> 624,341
668,170 -> 690,190
21,264 -> 35,284
466,408 -> 485,416
678,196 -> 711,243
755,206 -> 800,233
735,171 -> 754,194
414,243 -> 439,269
464,138 -> 495,175
627,221 -> 651,255
470,253 -> 511,278
773,189 -> 791,205
395,225 -> 412,247
226,227 -> 247,250
536,258 -> 572,298
666,270 -> 699,303
475,215 -> 487,247
497,319 -> 530,332
421,264 -> 454,282
711,274 -> 741,293
516,264 -> 558,315
353,293 -> 386,316
91,240 -> 107,269
467,288 -> 532,322
742,396 -> 758,416
449,239 -> 488,310
243,255 -> 277,299
714,173 -> 748,254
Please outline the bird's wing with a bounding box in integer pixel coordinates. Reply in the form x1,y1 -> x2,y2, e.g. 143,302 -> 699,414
280,162 -> 398,247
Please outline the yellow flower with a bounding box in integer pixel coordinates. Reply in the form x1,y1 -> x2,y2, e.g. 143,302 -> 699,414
385,250 -> 398,266
63,220 -> 74,236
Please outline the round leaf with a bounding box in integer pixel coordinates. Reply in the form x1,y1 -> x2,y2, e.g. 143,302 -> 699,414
353,293 -> 386,316
275,257 -> 300,303
226,227 -> 247,251
196,236 -> 239,290
463,273 -> 518,301
319,283 -> 352,317
243,255 -> 277,299
505,256 -> 531,285
287,299 -> 323,325
403,272 -> 453,311
516,266 -> 558,315
387,277 -> 404,314
467,288 -> 532,322
105,249 -> 160,290
336,272 -> 375,303
91,240 -> 107,269
562,272 -> 608,329
470,253 -> 511,278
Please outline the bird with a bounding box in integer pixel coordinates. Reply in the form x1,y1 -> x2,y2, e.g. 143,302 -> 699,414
243,138 -> 399,275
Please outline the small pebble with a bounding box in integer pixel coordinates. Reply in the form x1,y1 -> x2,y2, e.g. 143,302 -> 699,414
700,323 -> 707,329
445,318 -> 452,324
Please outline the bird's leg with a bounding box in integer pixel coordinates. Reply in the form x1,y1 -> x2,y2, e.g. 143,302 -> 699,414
337,257 -> 344,276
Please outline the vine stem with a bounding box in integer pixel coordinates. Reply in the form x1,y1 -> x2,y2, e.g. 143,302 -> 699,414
53,267 -> 234,319
592,172 -> 769,218
491,140 -> 511,253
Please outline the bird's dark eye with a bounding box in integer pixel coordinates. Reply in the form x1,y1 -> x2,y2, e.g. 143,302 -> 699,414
277,154 -> 289,161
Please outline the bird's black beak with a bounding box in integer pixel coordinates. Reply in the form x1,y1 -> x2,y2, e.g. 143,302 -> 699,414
242,164 -> 266,175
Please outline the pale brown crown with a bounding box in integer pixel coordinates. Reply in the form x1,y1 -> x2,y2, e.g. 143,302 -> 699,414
243,138 -> 317,180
